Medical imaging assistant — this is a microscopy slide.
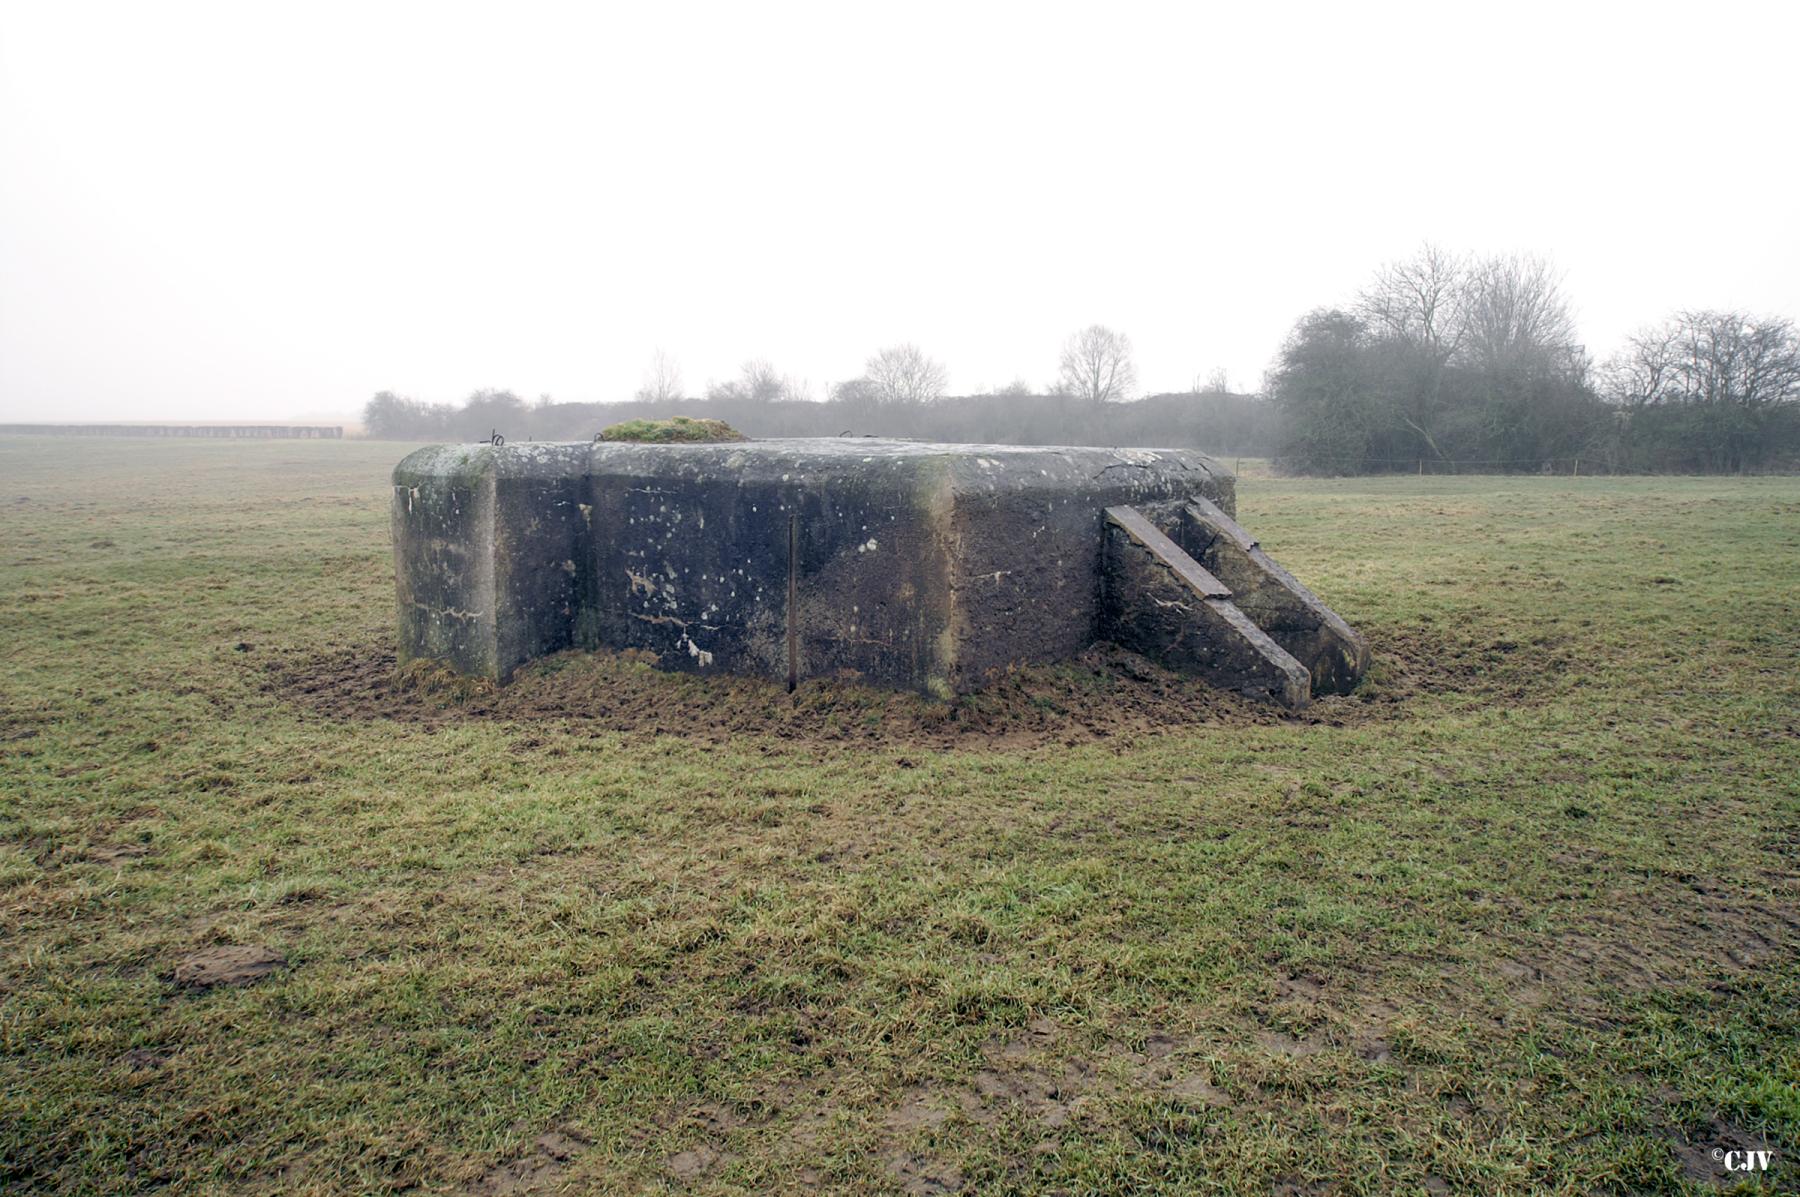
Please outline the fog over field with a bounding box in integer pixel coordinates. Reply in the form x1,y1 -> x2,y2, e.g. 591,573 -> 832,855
2,1 -> 1796,423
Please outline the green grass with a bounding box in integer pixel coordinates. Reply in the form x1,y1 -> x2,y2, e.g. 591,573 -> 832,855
1,437 -> 1796,1196
598,417 -> 746,443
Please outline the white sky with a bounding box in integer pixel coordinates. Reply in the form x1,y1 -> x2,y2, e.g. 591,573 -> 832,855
2,0 -> 1796,422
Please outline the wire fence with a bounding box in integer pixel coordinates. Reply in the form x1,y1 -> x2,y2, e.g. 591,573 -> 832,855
1254,455 -> 1765,477
0,423 -> 344,439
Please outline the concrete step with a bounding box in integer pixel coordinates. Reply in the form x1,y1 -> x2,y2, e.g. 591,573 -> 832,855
1100,505 -> 1311,710
1176,497 -> 1369,696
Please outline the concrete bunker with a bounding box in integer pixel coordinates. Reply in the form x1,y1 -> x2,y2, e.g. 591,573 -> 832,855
392,439 -> 1366,709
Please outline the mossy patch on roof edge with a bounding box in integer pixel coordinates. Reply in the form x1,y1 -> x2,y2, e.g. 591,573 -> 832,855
597,416 -> 747,444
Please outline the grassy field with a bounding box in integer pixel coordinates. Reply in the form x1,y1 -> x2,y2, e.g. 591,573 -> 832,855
1,437 -> 1796,1196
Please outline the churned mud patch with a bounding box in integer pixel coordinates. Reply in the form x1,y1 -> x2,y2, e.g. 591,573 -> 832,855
269,641 -> 1261,748
884,1088 -> 955,1133
462,1129 -> 590,1196
117,1048 -> 168,1081
647,1101 -> 743,1186
171,945 -> 285,989
1475,874 -> 1800,1023
1657,1117 -> 1772,1188
871,1022 -> 1230,1153
1335,621 -> 1577,712
1253,1029 -> 1326,1059
886,1150 -> 965,1195
264,620 -> 1505,749
663,1145 -> 723,1184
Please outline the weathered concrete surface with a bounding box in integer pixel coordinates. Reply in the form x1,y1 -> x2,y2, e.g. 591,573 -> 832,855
582,441 -> 956,692
394,440 -> 1238,694
393,443 -> 590,683
1176,496 -> 1370,695
938,447 -> 1234,690
393,446 -> 498,679
1099,506 -> 1311,710
393,439 -> 1364,705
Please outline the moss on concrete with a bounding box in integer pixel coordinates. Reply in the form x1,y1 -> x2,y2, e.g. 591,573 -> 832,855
597,416 -> 746,444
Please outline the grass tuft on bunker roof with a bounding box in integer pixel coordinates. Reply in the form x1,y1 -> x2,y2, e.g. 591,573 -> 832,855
597,416 -> 746,443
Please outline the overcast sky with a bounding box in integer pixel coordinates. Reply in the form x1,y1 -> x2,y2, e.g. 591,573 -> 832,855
2,1 -> 1796,423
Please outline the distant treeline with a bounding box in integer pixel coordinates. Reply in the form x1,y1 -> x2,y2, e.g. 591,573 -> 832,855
362,388 -> 1283,457
1268,249 -> 1800,475
363,248 -> 1800,475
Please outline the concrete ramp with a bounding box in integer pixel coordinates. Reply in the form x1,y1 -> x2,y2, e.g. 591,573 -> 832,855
1101,506 -> 1312,710
1177,497 -> 1369,695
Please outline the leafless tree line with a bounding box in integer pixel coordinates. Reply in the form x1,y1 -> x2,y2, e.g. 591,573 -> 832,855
1601,310 -> 1800,409
361,383 -> 1278,455
1269,244 -> 1800,473
364,254 -> 1799,472
624,329 -> 1140,409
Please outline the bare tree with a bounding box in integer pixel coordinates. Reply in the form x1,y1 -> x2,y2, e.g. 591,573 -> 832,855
706,358 -> 809,403
363,390 -> 438,438
1193,367 -> 1231,395
742,359 -> 785,402
1354,245 -> 1469,462
1599,322 -> 1679,410
1356,244 -> 1583,377
830,377 -> 881,407
635,350 -> 684,403
1058,325 -> 1137,403
1602,311 -> 1800,408
1351,246 -> 1584,460
1461,253 -> 1581,374
862,343 -> 948,404
1357,243 -> 1469,358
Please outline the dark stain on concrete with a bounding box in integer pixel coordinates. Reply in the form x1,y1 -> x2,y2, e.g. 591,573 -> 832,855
392,439 -> 1362,704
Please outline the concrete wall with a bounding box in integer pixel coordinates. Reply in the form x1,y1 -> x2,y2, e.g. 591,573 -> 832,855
393,440 -> 1234,695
